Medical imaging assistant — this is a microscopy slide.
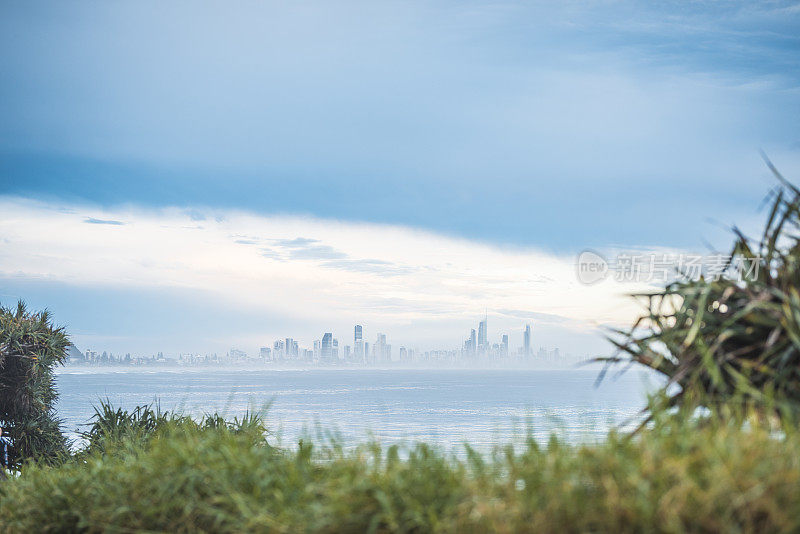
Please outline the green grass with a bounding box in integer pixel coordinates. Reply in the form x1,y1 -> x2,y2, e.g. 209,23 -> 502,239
1,408 -> 800,533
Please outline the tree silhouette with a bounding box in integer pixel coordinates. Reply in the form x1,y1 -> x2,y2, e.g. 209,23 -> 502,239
0,301 -> 69,468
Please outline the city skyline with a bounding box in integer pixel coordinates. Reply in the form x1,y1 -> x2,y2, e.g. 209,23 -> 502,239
72,316 -> 576,366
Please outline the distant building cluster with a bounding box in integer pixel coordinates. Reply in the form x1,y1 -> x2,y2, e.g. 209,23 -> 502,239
75,348 -> 168,366
461,313 -> 510,360
256,327 -> 397,365
69,316 -> 582,367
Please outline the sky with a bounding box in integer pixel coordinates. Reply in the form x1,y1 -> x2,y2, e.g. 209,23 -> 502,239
1,0 -> 800,356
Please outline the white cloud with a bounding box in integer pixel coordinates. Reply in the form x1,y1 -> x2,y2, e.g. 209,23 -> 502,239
0,197 -> 668,352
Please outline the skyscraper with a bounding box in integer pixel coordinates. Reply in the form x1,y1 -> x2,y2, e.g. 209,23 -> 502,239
478,314 -> 487,348
523,324 -> 531,357
321,332 -> 333,362
501,334 -> 509,357
285,338 -> 298,359
354,324 -> 363,361
469,328 -> 477,357
374,333 -> 389,362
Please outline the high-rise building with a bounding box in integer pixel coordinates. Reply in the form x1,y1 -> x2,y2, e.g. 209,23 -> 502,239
354,325 -> 364,361
284,338 -> 298,359
501,334 -> 509,357
321,333 -> 333,362
478,315 -> 488,348
374,333 -> 389,363
523,324 -> 532,357
470,329 -> 477,356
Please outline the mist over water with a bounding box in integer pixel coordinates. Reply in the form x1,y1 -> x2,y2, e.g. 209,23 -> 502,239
56,367 -> 659,450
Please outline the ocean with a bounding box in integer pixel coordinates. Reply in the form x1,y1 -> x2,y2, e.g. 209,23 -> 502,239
55,367 -> 658,450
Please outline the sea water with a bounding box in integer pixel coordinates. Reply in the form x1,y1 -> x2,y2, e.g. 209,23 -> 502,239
55,367 -> 658,450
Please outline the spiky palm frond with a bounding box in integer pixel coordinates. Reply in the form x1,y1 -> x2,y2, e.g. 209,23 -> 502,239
0,301 -> 69,467
601,160 -> 800,419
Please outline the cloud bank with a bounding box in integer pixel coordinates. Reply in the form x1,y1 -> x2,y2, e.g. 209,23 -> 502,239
0,197 -> 665,354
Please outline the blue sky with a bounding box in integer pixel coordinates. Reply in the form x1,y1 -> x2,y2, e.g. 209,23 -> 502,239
1,1 -> 799,355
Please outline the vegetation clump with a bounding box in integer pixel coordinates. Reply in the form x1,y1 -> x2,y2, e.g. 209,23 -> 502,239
603,161 -> 800,418
2,408 -> 800,532
78,401 -> 270,457
0,301 -> 69,468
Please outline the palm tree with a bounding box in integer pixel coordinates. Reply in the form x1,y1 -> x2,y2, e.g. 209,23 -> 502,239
0,301 -> 69,467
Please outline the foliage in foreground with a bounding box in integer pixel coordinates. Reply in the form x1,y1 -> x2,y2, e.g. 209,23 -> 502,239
78,401 -> 269,456
0,301 -> 69,468
604,161 -> 800,417
1,408 -> 800,533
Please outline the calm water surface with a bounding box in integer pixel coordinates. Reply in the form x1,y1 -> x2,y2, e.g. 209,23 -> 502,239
55,367 -> 658,449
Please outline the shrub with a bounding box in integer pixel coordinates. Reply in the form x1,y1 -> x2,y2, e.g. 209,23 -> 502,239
1,410 -> 799,532
602,160 -> 800,418
0,301 -> 69,467
79,401 -> 270,456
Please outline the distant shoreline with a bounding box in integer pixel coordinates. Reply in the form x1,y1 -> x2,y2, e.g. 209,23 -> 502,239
58,362 -> 607,373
